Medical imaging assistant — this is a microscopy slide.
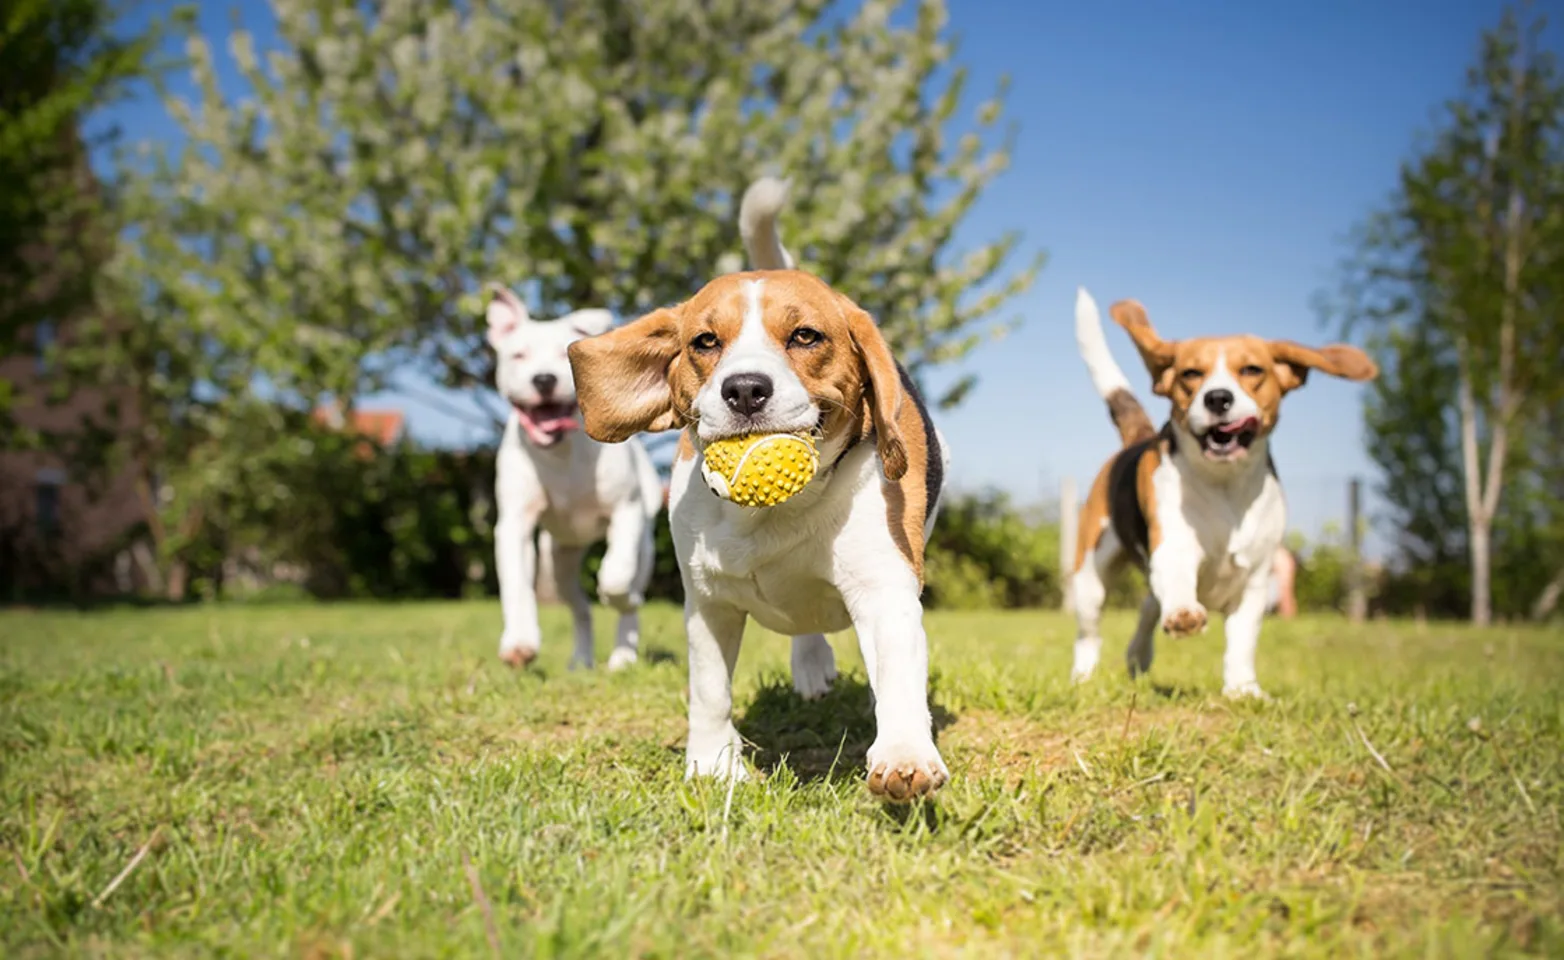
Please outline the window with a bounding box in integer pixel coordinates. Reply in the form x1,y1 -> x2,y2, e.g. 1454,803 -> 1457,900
34,319 -> 56,374
34,468 -> 64,538
35,483 -> 61,538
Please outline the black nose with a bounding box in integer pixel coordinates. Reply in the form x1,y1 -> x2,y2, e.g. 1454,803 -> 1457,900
721,373 -> 773,416
532,373 -> 558,396
1204,389 -> 1234,414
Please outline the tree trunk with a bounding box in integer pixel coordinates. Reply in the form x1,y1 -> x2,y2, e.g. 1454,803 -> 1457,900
1533,569 -> 1564,622
1456,357 -> 1493,626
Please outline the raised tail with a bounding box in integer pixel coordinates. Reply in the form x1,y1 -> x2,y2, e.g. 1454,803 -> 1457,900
739,177 -> 795,270
1076,287 -> 1156,446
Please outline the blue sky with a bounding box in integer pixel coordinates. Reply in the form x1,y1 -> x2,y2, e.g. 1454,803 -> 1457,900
95,0 -> 1539,553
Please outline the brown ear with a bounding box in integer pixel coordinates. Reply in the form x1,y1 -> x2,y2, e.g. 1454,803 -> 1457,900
844,303 -> 908,481
1268,341 -> 1379,393
566,307 -> 685,442
1110,299 -> 1177,396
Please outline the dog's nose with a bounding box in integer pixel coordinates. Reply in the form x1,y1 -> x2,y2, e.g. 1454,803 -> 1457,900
721,373 -> 773,416
532,373 -> 558,397
1204,389 -> 1234,415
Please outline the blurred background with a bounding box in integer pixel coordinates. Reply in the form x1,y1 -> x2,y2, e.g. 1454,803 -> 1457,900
1,0 -> 1559,622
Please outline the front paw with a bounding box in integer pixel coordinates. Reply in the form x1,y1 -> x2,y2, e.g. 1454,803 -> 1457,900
606,647 -> 638,672
685,729 -> 749,782
1162,605 -> 1208,638
1223,681 -> 1270,701
866,739 -> 948,802
499,631 -> 540,667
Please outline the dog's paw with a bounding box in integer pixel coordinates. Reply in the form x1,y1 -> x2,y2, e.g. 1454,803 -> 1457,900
499,643 -> 539,668
790,635 -> 837,701
685,731 -> 749,782
606,647 -> 638,672
1162,605 -> 1208,638
866,739 -> 948,802
1223,681 -> 1270,701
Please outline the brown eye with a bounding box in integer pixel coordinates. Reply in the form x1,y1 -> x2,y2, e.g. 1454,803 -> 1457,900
1180,368 -> 1203,382
788,327 -> 823,348
691,332 -> 720,352
1240,364 -> 1264,377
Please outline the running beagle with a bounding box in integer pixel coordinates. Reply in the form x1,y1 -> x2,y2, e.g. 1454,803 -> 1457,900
566,179 -> 951,801
1069,289 -> 1376,697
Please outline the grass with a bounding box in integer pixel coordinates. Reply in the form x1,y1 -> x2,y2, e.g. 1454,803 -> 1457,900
0,602 -> 1560,958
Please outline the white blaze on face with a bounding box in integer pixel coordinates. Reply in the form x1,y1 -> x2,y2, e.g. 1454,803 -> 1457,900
694,278 -> 818,441
1188,348 -> 1261,435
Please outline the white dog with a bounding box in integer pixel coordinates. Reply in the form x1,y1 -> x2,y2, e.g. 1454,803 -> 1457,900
567,180 -> 952,801
487,285 -> 663,671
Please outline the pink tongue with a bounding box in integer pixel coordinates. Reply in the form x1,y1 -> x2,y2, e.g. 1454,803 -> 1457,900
518,408 -> 579,444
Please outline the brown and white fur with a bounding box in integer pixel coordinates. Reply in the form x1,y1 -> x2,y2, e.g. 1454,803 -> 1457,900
1070,288 -> 1377,697
566,179 -> 951,801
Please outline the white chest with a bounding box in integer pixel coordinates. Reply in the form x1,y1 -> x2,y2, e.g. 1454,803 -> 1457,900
670,454 -> 862,636
496,422 -> 642,546
1154,457 -> 1287,613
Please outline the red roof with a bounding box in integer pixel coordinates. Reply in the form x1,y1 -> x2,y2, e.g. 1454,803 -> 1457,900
311,404 -> 406,451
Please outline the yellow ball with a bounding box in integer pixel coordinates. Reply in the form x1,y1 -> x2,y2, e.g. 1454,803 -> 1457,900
701,432 -> 819,507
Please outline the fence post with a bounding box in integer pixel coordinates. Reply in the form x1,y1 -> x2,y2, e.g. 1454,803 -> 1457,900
1060,476 -> 1078,613
1346,477 -> 1366,622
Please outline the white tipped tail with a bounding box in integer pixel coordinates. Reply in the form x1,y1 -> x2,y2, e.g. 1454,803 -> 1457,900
739,177 -> 795,270
1075,287 -> 1133,399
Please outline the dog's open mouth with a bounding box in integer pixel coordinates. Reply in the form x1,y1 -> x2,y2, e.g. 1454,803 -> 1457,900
1199,417 -> 1259,460
515,401 -> 579,446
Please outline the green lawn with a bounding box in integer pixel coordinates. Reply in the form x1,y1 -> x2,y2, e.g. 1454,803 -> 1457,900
1,602 -> 1560,957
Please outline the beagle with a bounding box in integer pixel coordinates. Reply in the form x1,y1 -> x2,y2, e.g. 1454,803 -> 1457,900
566,180 -> 950,801
1069,289 -> 1377,697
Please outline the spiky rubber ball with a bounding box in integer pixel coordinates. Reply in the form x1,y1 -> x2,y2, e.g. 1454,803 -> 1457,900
701,432 -> 819,507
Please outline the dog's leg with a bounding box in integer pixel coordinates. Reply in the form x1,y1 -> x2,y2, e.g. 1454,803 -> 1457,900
1071,530 -> 1120,683
1149,528 -> 1208,638
495,511 -> 542,667
548,540 -> 593,670
1126,594 -> 1160,678
1221,571 -> 1270,699
684,599 -> 749,781
845,579 -> 948,802
603,506 -> 653,672
790,634 -> 837,700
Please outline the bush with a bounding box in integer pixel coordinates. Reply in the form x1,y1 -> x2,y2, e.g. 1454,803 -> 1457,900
924,489 -> 1063,610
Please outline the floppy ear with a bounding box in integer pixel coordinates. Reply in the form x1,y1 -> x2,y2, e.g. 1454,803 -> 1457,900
563,308 -> 614,339
567,308 -> 685,443
844,303 -> 909,482
1110,299 -> 1178,396
485,284 -> 530,349
1268,341 -> 1379,393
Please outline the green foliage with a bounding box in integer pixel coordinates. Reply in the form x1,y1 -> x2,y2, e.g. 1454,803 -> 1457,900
1326,6 -> 1564,621
78,0 -> 1040,597
252,436 -> 496,601
924,490 -> 1061,610
2,603 -> 1561,954
0,0 -> 182,435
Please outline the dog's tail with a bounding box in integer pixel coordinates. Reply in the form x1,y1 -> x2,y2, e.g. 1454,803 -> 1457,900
1076,287 -> 1156,446
739,177 -> 795,270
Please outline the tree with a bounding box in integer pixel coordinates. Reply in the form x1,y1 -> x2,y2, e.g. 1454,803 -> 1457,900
92,0 -> 1040,593
1330,7 -> 1564,625
0,0 -> 179,434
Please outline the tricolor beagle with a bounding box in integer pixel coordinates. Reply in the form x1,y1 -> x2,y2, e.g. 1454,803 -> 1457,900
566,180 -> 951,801
1069,289 -> 1377,697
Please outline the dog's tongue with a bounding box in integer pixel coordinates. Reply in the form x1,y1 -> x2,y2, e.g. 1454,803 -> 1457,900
1213,416 -> 1258,438
517,405 -> 579,445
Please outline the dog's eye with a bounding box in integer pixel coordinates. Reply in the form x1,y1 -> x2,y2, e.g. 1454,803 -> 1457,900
1180,368 -> 1203,382
788,327 -> 823,348
691,332 -> 721,352
1240,364 -> 1264,377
